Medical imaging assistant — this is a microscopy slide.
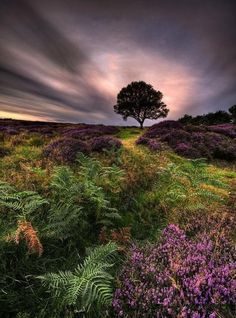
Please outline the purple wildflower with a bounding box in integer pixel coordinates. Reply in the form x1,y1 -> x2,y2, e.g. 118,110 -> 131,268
90,136 -> 122,152
113,224 -> 236,317
42,137 -> 89,163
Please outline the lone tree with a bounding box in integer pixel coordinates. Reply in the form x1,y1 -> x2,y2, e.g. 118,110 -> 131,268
114,81 -> 169,128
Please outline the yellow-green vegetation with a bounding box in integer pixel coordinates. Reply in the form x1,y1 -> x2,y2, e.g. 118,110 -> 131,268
0,126 -> 235,317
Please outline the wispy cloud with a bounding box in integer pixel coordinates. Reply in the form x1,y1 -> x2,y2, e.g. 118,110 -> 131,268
0,0 -> 235,124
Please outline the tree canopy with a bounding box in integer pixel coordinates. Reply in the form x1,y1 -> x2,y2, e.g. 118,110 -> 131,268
114,81 -> 169,128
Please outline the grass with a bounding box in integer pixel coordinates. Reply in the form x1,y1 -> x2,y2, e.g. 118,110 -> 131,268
0,125 -> 235,317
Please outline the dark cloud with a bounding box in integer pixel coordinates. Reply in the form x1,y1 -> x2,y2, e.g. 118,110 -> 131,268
0,0 -> 87,72
0,0 -> 236,124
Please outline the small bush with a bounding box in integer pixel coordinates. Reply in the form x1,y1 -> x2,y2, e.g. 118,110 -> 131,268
91,136 -> 122,152
42,137 -> 89,163
29,135 -> 45,147
213,144 -> 236,161
63,125 -> 119,140
0,132 -> 5,142
146,139 -> 162,151
9,134 -> 26,147
93,125 -> 120,135
174,142 -> 200,158
185,124 -> 207,133
64,128 -> 103,140
160,129 -> 191,146
207,124 -> 236,138
26,126 -> 55,135
135,136 -> 151,145
0,146 -> 10,157
145,120 -> 183,138
2,127 -> 19,135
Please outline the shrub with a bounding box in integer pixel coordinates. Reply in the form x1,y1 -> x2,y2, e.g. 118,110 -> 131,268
64,125 -> 119,140
113,224 -> 236,318
0,146 -> 10,157
26,126 -> 55,135
29,135 -> 45,147
93,125 -> 120,135
9,134 -> 26,147
91,136 -> 122,152
135,136 -> 151,145
150,120 -> 183,131
146,139 -> 162,151
213,144 -> 236,161
174,142 -> 200,158
160,129 -> 191,146
0,132 -> 5,142
207,124 -> 236,138
3,127 -> 19,135
145,120 -> 183,138
42,137 -> 89,163
64,128 -> 103,140
185,124 -> 207,133
138,120 -> 236,161
183,210 -> 236,240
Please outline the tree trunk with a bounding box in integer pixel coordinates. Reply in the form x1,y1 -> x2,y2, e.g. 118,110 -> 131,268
140,121 -> 144,129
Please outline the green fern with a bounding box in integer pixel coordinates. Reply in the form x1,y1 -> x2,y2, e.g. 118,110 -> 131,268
47,166 -> 85,239
154,158 -> 228,211
0,181 -> 48,218
38,242 -> 118,314
47,156 -> 123,239
76,153 -> 124,191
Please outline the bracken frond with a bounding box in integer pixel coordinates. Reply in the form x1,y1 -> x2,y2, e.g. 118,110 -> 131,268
12,220 -> 43,256
38,242 -> 118,313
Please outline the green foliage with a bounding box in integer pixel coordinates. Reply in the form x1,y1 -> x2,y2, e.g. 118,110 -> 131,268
116,127 -> 142,140
47,166 -> 85,240
38,242 -> 118,316
15,145 -> 42,161
0,181 -> 48,219
178,110 -> 232,125
77,153 -> 124,190
114,81 -> 169,128
29,135 -> 45,147
47,154 -> 123,241
103,147 -> 124,165
153,157 -> 227,211
124,156 -> 229,240
0,125 -> 235,318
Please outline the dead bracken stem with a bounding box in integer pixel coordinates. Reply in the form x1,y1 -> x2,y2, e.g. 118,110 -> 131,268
13,220 -> 43,256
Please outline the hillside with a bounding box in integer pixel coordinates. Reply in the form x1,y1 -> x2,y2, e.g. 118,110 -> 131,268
0,121 -> 235,317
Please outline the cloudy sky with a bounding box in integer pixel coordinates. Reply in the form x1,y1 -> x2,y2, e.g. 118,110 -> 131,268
0,0 -> 236,125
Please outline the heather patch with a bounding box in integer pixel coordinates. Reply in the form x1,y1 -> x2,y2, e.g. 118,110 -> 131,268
207,124 -> 236,138
42,137 -> 89,163
91,136 -> 122,152
64,128 -> 104,140
138,121 -> 236,161
113,224 -> 236,318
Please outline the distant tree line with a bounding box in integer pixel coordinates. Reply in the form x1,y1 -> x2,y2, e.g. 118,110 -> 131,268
179,105 -> 236,125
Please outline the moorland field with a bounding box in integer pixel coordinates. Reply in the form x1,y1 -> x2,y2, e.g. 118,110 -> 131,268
0,118 -> 235,317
